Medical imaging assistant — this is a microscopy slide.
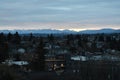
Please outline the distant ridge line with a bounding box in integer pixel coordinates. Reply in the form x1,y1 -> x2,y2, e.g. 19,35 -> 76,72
0,28 -> 120,34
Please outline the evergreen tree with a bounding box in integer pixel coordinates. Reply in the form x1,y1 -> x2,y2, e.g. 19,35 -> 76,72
0,42 -> 9,63
13,32 -> 21,44
78,38 -> 82,47
7,32 -> 13,42
0,33 -> 9,62
0,33 -> 5,44
48,34 -> 54,43
66,34 -> 74,46
98,35 -> 104,42
29,33 -> 33,41
31,37 -> 46,71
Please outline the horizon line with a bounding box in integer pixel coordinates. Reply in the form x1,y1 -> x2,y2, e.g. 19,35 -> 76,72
0,28 -> 119,33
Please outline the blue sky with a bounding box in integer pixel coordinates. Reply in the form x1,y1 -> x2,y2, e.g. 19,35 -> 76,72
0,0 -> 120,31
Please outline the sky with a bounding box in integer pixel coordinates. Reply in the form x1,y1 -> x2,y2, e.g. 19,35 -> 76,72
0,0 -> 120,31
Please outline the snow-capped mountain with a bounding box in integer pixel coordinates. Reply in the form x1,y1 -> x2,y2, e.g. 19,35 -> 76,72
0,28 -> 119,34
79,28 -> 120,34
0,29 -> 76,34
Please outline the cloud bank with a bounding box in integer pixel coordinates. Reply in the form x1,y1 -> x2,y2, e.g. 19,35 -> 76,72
0,0 -> 120,30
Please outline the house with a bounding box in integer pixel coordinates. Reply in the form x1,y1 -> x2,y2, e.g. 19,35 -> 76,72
2,60 -> 28,66
45,53 -> 66,71
2,59 -> 30,72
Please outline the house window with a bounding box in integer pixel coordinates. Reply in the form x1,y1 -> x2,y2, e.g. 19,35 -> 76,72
61,64 -> 64,67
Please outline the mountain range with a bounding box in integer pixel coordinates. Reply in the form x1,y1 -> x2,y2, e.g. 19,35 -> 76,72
0,28 -> 120,34
79,28 -> 120,34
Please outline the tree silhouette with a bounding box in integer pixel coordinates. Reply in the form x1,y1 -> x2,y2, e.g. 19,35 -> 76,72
13,32 -> 21,44
0,42 -> 9,63
48,34 -> 54,43
0,33 -> 6,44
31,37 -> 46,71
29,33 -> 33,41
0,33 -> 9,62
7,32 -> 13,42
98,34 -> 104,42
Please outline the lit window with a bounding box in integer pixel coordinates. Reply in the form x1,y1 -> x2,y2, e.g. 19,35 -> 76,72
61,64 -> 64,67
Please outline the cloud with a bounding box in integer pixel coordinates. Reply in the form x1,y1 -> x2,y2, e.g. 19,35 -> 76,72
45,6 -> 72,11
0,0 -> 120,29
